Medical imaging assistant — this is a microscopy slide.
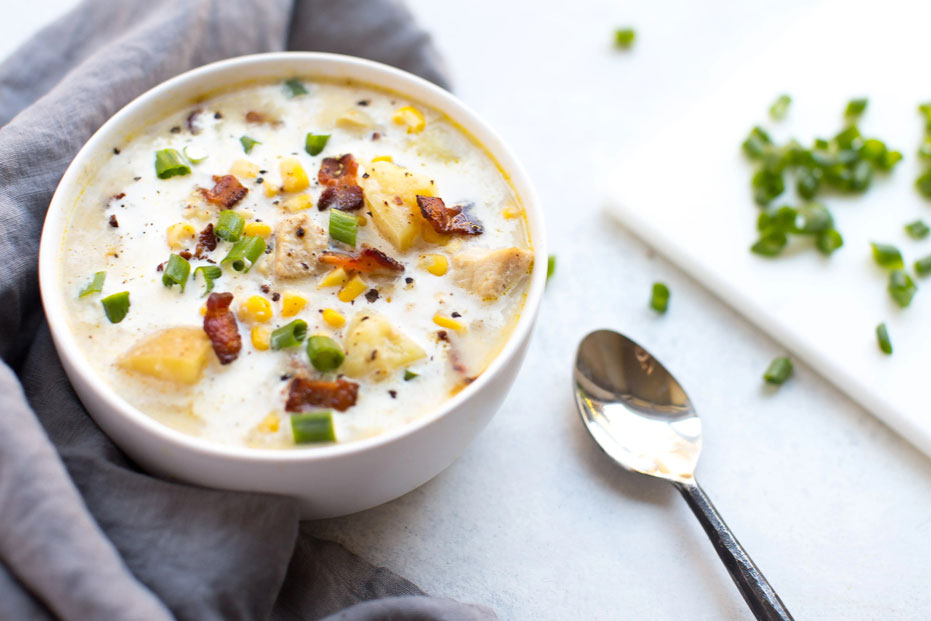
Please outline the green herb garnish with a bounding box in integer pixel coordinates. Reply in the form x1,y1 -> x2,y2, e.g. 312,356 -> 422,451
221,236 -> 265,273
328,209 -> 358,247
905,220 -> 930,239
403,369 -> 419,381
154,148 -> 190,179
876,323 -> 892,355
182,145 -> 208,164
546,254 -> 556,282
193,265 -> 221,297
613,28 -> 636,49
763,356 -> 793,385
305,132 -> 330,156
101,291 -> 130,324
844,98 -> 868,119
649,282 -> 670,313
307,335 -> 345,372
915,254 -> 931,277
284,79 -> 308,97
240,136 -> 260,154
215,210 -> 245,242
270,319 -> 308,350
291,411 -> 336,444
162,253 -> 191,292
888,269 -> 917,307
871,242 -> 904,269
79,271 -> 106,298
769,94 -> 791,121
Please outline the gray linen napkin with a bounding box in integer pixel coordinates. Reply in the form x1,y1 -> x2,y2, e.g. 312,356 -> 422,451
0,1 -> 493,619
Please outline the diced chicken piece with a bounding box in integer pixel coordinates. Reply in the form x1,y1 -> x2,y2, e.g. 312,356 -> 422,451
452,247 -> 534,299
273,213 -> 327,279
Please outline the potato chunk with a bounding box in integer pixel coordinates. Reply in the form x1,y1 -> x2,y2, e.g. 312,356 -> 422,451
342,312 -> 426,381
452,247 -> 534,300
118,327 -> 211,384
361,161 -> 435,252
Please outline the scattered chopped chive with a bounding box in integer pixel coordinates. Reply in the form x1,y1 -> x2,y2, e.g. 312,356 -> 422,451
101,291 -> 130,324
888,269 -> 917,307
834,125 -> 862,150
796,167 -> 822,199
876,323 -> 892,355
916,169 -> 931,199
793,202 -> 833,234
751,168 -> 785,206
193,265 -> 221,297
182,145 -> 208,164
79,271 -> 106,298
328,209 -> 358,247
905,219 -> 930,239
161,254 -> 191,292
305,132 -> 330,156
240,136 -> 260,154
751,231 -> 787,257
154,148 -> 190,179
880,150 -> 903,171
270,319 -> 308,350
915,254 -> 931,277
291,410 -> 336,443
763,356 -> 793,385
613,27 -> 636,49
769,94 -> 791,121
221,235 -> 265,272
649,282 -> 670,313
871,242 -> 904,269
215,210 -> 245,242
816,229 -> 844,255
742,126 -> 773,160
284,79 -> 308,97
845,98 -> 868,119
546,254 -> 556,282
403,369 -> 419,381
306,335 -> 345,372
860,138 -> 886,163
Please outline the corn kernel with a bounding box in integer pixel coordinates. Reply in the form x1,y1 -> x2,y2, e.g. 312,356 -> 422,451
244,222 -> 272,237
251,325 -> 271,350
230,159 -> 260,179
371,154 -> 393,163
199,305 -> 207,316
502,205 -> 522,219
357,214 -> 367,226
318,267 -> 348,289
392,105 -> 426,134
263,183 -> 280,198
281,194 -> 312,212
279,157 -> 309,192
419,254 -> 449,276
239,295 -> 273,323
281,292 -> 307,317
338,275 -> 368,302
322,308 -> 346,328
257,412 -> 279,433
433,314 -> 465,331
166,223 -> 196,250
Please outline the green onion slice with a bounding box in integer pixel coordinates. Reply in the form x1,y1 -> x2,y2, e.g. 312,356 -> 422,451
215,210 -> 245,242
649,282 -> 670,314
916,170 -> 931,198
763,356 -> 793,385
871,242 -> 904,269
291,410 -> 336,444
154,148 -> 191,179
613,27 -> 636,49
876,323 -> 892,355
403,369 -> 419,381
307,335 -> 345,372
101,291 -> 130,324
751,231 -> 787,257
816,229 -> 844,255
221,236 -> 265,272
742,126 -> 772,160
328,209 -> 358,247
182,145 -> 208,164
845,98 -> 868,119
240,136 -> 260,154
905,220 -> 930,239
305,132 -> 331,156
888,269 -> 917,307
162,254 -> 191,292
769,94 -> 791,121
546,254 -> 556,282
270,319 -> 308,350
915,254 -> 931,277
79,271 -> 106,298
284,79 -> 308,97
194,265 -> 221,297
794,202 -> 833,234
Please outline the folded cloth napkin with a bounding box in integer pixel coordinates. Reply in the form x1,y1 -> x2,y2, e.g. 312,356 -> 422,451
0,1 -> 494,619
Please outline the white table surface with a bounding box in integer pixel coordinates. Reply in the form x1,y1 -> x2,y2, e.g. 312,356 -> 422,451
8,2 -> 931,619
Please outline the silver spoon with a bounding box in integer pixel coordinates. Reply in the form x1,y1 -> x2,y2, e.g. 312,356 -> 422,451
574,329 -> 793,621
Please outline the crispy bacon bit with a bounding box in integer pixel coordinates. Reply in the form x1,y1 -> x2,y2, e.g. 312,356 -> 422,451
199,175 -> 248,208
285,377 -> 359,412
186,109 -> 202,134
319,248 -> 404,274
417,195 -> 483,236
318,184 -> 364,211
318,154 -> 359,185
316,154 -> 364,211
108,214 -> 119,228
111,192 -> 126,201
245,110 -> 278,124
194,223 -> 217,258
179,250 -> 192,260
203,292 -> 241,365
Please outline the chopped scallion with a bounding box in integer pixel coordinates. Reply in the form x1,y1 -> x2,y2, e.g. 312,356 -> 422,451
769,94 -> 791,121
240,136 -> 260,154
649,282 -> 670,314
403,369 -> 419,381
742,126 -> 773,160
888,269 -> 917,307
916,169 -> 931,198
305,132 -> 330,156
193,265 -> 221,297
306,335 -> 345,372
154,148 -> 190,179
284,79 -> 308,97
328,209 -> 358,247
915,254 -> 931,277
876,323 -> 892,355
816,229 -> 844,255
215,210 -> 245,242
763,356 -> 793,385
751,231 -> 788,257
546,254 -> 556,282
221,235 -> 265,272
845,98 -> 868,119
291,410 -> 336,444
613,28 -> 636,49
905,219 -> 930,239
871,242 -> 904,269
79,271 -> 106,298
270,319 -> 307,350
162,254 -> 191,292
793,202 -> 833,234
182,145 -> 208,164
101,291 -> 130,323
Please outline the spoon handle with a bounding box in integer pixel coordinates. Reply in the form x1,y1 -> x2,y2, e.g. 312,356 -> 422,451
674,480 -> 794,621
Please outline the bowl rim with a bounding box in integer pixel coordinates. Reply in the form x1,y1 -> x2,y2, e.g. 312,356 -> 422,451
39,51 -> 547,464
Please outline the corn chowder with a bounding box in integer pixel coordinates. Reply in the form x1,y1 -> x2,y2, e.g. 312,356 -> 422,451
60,78 -> 533,448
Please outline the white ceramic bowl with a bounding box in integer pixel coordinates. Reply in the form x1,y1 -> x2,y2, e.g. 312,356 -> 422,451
39,52 -> 545,519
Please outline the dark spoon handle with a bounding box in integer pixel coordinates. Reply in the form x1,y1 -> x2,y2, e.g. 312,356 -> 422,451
674,480 -> 794,621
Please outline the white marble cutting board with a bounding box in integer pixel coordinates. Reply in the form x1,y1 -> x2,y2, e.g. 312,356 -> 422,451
608,0 -> 931,457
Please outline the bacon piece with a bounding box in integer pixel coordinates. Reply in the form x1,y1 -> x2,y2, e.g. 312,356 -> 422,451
319,248 -> 404,274
318,154 -> 359,185
194,223 -> 217,258
316,154 -> 364,211
285,377 -> 359,412
199,175 -> 248,208
318,184 -> 364,211
417,195 -> 483,236
203,292 -> 241,365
